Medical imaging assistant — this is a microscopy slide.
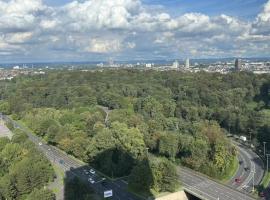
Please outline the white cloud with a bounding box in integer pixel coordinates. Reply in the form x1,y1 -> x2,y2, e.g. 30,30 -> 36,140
85,38 -> 122,53
0,0 -> 270,61
0,0 -> 45,32
5,32 -> 33,44
40,20 -> 58,29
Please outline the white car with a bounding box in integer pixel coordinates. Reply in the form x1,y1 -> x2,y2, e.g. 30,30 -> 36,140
88,178 -> 95,184
84,169 -> 89,175
89,169 -> 95,174
38,142 -> 42,146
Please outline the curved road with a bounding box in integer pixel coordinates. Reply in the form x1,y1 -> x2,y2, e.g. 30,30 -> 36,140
228,142 -> 264,194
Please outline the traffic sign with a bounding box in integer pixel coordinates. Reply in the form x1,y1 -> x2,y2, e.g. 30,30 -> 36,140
104,190 -> 113,198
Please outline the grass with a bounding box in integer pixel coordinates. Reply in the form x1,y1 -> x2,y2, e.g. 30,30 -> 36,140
220,156 -> 239,183
261,171 -> 270,189
49,164 -> 65,194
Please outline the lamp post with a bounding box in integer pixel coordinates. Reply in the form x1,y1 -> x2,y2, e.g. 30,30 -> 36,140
263,142 -> 267,157
251,170 -> 255,193
267,154 -> 270,172
146,147 -> 149,157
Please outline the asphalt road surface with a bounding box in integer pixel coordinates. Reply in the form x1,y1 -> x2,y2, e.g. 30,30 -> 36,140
1,114 -> 261,200
1,115 -> 141,200
179,167 -> 256,200
228,142 -> 264,193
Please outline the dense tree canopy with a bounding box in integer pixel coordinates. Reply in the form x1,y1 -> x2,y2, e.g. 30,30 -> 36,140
0,69 -> 269,193
0,133 -> 55,200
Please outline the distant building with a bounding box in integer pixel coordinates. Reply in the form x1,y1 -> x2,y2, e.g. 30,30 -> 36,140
172,60 -> 179,69
185,59 -> 190,68
145,63 -> 152,68
235,58 -> 242,71
108,58 -> 114,67
97,63 -> 104,67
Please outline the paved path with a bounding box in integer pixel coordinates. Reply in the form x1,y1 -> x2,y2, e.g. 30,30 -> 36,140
48,166 -> 64,200
0,121 -> 12,139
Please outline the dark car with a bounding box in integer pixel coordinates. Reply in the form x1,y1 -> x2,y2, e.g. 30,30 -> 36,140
101,180 -> 109,187
59,160 -> 64,164
235,178 -> 241,183
259,192 -> 265,197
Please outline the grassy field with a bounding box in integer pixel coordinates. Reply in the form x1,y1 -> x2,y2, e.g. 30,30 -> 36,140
261,171 -> 270,189
220,157 -> 239,183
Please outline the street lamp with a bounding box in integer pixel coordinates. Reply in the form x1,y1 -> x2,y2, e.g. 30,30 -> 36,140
146,147 -> 149,157
263,142 -> 267,157
251,170 -> 255,193
266,154 -> 270,172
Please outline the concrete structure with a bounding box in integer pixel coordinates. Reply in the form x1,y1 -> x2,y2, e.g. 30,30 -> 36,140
0,121 -> 12,139
154,191 -> 188,200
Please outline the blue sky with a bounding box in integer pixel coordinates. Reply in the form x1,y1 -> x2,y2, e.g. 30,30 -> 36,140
45,0 -> 267,18
143,0 -> 267,18
0,0 -> 270,62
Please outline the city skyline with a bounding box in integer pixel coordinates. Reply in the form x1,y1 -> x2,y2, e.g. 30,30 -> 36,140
0,0 -> 270,62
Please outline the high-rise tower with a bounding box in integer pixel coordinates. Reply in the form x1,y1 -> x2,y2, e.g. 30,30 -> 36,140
235,58 -> 241,71
185,58 -> 190,68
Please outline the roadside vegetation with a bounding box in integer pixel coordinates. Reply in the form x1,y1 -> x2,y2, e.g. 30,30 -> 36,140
261,171 -> 270,189
0,69 -> 269,194
0,131 -> 55,200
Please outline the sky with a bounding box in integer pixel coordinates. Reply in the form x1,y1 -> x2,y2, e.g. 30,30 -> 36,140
0,0 -> 270,63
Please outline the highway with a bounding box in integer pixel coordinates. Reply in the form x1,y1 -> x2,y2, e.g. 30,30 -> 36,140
179,167 -> 256,200
179,141 -> 264,200
228,142 -> 264,193
1,114 -> 262,200
1,115 -> 140,200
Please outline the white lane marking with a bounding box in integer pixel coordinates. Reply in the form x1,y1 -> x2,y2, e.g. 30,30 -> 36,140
238,147 -> 256,189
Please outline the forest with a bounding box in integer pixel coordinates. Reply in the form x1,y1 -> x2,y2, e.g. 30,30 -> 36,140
0,130 -> 55,200
0,69 -> 269,194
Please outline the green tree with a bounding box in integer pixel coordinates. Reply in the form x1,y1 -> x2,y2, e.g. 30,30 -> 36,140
27,188 -> 55,200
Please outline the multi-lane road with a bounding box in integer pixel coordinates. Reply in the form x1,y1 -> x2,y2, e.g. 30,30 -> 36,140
179,141 -> 265,200
179,167 -> 256,200
1,114 -> 140,200
229,142 -> 264,193
1,114 -> 265,200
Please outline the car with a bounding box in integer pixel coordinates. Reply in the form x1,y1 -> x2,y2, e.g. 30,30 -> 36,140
259,192 -> 265,197
83,169 -> 89,175
244,167 -> 250,171
59,160 -> 64,164
88,178 -> 95,184
101,180 -> 109,187
235,178 -> 241,183
89,169 -> 95,174
38,142 -> 42,146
